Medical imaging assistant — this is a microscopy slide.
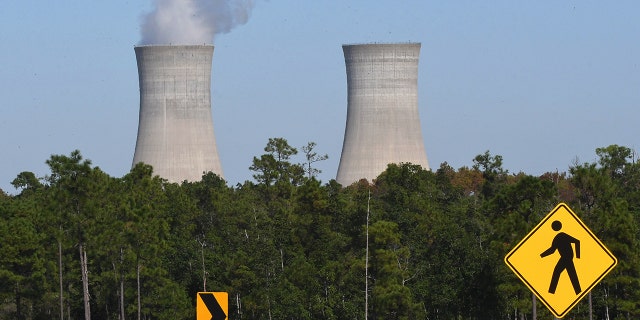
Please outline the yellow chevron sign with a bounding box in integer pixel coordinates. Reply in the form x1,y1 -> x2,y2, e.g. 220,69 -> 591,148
197,292 -> 228,320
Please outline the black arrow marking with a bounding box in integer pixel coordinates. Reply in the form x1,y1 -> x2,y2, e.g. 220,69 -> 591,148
200,293 -> 227,320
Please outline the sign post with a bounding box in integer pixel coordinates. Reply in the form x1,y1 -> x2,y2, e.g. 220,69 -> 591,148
504,203 -> 617,318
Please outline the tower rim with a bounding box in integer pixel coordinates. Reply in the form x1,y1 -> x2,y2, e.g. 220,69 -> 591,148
134,44 -> 214,48
342,42 -> 420,47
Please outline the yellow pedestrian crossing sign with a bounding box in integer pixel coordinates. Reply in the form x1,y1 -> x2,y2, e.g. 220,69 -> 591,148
504,203 -> 617,318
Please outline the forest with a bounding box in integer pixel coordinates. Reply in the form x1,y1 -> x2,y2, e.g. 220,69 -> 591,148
1,139 -> 639,320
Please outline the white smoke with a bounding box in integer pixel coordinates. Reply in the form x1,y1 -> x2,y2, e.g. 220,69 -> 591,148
140,0 -> 256,45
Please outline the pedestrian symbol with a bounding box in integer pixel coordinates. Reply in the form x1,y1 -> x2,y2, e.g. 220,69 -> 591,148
505,203 -> 617,318
540,220 -> 581,295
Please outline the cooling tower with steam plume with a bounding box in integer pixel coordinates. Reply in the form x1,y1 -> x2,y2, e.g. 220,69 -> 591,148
336,43 -> 430,186
132,0 -> 259,182
132,45 -> 223,182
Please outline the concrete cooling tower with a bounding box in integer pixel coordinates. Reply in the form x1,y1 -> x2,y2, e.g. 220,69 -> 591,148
336,43 -> 429,186
132,45 -> 223,182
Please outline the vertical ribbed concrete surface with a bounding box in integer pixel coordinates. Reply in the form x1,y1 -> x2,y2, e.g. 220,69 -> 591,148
133,45 -> 223,182
336,43 -> 429,186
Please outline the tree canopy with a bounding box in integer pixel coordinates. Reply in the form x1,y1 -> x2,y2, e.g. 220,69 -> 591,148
1,141 -> 639,319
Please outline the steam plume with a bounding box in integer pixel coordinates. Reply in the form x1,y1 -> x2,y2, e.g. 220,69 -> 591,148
140,0 -> 256,45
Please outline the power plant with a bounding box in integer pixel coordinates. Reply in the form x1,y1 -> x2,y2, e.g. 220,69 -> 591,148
132,45 -> 223,183
336,43 -> 429,186
131,43 -> 427,185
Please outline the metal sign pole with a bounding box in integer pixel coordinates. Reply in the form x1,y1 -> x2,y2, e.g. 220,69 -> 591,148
532,293 -> 536,320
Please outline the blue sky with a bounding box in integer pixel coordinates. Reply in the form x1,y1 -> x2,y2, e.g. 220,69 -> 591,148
1,1 -> 639,193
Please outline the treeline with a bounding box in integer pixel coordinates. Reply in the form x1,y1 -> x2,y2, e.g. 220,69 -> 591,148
1,140 -> 640,319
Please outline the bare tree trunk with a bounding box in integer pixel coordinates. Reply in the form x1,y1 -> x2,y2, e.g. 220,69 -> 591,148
58,237 -> 64,320
79,243 -> 91,320
589,291 -> 593,320
280,248 -> 284,272
120,274 -> 125,320
119,248 -> 125,320
197,238 -> 207,291
605,287 -> 610,320
137,263 -> 141,320
365,190 -> 370,320
15,283 -> 22,320
236,293 -> 242,318
532,293 -> 536,320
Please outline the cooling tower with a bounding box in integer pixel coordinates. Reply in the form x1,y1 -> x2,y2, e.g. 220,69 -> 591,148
336,43 -> 429,186
132,45 -> 223,182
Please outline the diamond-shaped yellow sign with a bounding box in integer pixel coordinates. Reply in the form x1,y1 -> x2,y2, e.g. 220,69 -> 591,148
504,203 -> 617,318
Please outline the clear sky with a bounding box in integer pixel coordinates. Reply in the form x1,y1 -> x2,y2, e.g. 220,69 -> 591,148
1,0 -> 639,193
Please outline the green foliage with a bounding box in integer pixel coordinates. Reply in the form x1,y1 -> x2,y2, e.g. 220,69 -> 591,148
2,144 -> 640,319
301,141 -> 329,179
0,195 -> 48,319
249,137 -> 305,188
